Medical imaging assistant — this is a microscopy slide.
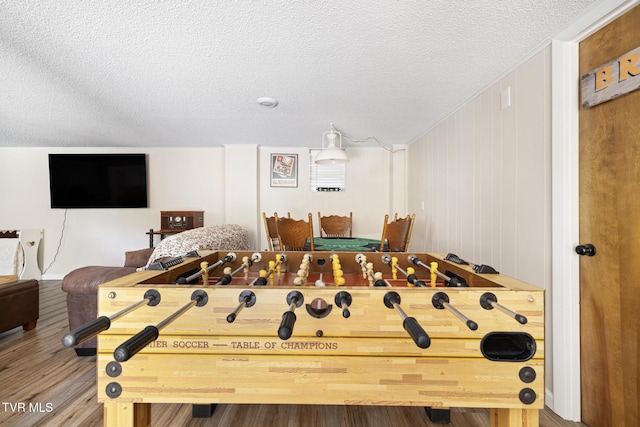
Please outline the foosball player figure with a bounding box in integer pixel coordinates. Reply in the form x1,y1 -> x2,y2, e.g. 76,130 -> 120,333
275,253 -> 283,276
293,255 -> 311,286
294,264 -> 308,286
331,254 -> 341,271
334,269 -> 345,286
367,262 -> 374,286
253,269 -> 268,286
430,261 -> 438,287
406,267 -> 416,287
359,255 -> 368,278
201,261 -> 209,284
391,256 -> 399,280
268,261 -> 276,286
373,271 -> 387,287
242,256 -> 250,281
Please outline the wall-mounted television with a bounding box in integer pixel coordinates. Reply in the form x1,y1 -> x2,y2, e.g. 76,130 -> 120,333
48,154 -> 148,208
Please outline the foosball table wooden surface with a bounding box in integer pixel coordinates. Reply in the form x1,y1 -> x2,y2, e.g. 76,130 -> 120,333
90,251 -> 544,427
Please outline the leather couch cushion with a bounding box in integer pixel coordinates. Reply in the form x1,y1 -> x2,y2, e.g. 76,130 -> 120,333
62,266 -> 137,295
0,279 -> 38,298
124,247 -> 154,268
0,279 -> 39,333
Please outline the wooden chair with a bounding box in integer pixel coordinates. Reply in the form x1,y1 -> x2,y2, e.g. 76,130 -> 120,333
380,213 -> 415,252
276,213 -> 314,251
317,212 -> 353,237
262,212 -> 292,251
262,212 -> 280,251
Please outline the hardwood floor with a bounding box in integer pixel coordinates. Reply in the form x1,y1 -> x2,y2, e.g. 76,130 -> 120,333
0,281 -> 586,427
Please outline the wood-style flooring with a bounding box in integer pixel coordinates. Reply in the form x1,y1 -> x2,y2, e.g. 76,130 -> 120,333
0,281 -> 586,427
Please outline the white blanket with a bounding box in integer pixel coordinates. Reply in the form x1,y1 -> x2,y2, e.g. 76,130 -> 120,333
144,225 -> 250,269
0,238 -> 24,276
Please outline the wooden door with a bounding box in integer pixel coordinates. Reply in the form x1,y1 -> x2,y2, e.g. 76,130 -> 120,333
578,6 -> 640,426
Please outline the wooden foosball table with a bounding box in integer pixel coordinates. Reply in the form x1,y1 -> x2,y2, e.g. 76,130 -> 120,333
64,250 -> 544,426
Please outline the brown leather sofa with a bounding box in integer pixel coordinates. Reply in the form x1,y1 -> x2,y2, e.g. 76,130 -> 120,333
62,226 -> 250,356
61,248 -> 154,356
0,279 -> 39,334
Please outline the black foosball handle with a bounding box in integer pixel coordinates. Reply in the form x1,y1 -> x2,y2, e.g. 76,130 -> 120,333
62,316 -> 111,347
466,319 -> 479,330
446,276 -> 468,287
277,311 -> 297,340
374,279 -> 387,287
479,292 -> 527,324
403,317 -> 431,349
515,314 -> 528,324
216,274 -> 233,285
335,291 -> 352,318
253,277 -> 268,286
339,298 -> 351,318
114,325 -> 159,362
407,273 -> 427,287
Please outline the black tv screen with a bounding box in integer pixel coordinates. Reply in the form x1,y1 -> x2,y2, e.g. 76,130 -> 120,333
49,154 -> 148,208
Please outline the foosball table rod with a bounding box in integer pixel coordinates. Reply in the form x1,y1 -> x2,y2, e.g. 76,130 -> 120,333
432,291 -> 478,330
480,292 -> 528,324
409,254 -> 469,287
176,252 -> 237,284
383,291 -> 430,349
216,253 -> 261,285
226,290 -> 256,322
62,289 -> 161,347
355,253 -> 390,287
113,290 -> 208,362
381,254 -> 427,287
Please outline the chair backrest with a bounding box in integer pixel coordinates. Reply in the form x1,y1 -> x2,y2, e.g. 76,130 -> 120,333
262,212 -> 279,251
317,212 -> 353,237
276,213 -> 314,251
380,213 -> 416,252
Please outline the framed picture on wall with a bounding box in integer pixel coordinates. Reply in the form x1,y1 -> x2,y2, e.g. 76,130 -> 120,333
270,154 -> 298,187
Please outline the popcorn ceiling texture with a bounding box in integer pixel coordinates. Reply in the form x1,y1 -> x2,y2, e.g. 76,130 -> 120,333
0,1 -> 599,148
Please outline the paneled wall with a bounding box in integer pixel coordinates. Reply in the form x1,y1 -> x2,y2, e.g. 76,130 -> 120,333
407,46 -> 552,289
407,45 -> 552,400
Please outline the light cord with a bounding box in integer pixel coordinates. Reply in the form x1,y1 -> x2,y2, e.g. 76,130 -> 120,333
43,209 -> 67,274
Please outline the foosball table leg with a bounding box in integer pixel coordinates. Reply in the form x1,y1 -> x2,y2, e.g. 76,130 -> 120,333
192,404 -> 217,418
425,407 -> 451,423
103,402 -> 150,427
490,408 -> 539,427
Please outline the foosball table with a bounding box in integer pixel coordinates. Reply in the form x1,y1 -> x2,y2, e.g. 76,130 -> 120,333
63,250 -> 544,426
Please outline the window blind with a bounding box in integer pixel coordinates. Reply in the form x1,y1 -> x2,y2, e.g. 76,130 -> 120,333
309,149 -> 346,192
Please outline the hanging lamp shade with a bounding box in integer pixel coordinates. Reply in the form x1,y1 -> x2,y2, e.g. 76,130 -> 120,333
316,125 -> 349,164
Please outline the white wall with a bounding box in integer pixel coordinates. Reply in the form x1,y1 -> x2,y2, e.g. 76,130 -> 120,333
406,46 -> 553,389
257,146 -> 403,250
0,147 -> 225,278
0,144 -> 404,278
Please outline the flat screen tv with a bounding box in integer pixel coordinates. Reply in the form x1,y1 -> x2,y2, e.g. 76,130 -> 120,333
48,154 -> 148,208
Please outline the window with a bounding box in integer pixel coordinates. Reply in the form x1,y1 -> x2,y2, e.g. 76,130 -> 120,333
309,149 -> 346,192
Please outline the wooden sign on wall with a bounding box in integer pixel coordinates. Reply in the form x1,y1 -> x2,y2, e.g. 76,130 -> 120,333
581,45 -> 640,108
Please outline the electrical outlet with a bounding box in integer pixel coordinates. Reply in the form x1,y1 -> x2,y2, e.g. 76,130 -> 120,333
501,87 -> 511,110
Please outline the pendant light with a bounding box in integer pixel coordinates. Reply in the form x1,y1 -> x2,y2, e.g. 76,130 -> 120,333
315,123 -> 349,164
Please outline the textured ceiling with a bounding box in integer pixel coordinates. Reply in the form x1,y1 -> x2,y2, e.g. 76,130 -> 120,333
0,1 -> 601,148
